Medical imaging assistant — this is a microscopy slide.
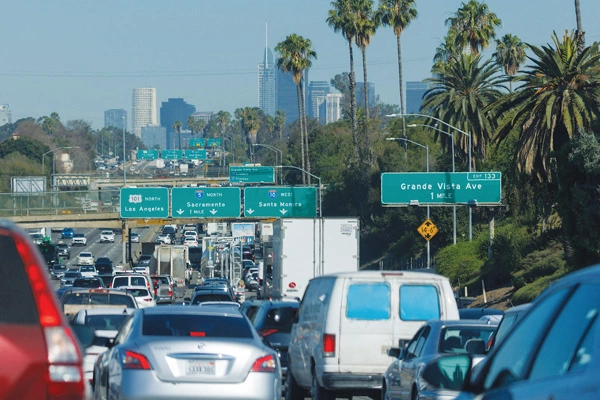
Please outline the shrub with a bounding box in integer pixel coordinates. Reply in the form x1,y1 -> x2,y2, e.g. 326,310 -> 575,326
511,269 -> 567,305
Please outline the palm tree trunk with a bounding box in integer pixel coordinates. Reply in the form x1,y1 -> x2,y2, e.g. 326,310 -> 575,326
348,38 -> 359,164
300,78 -> 311,185
361,46 -> 369,119
397,34 -> 407,142
296,83 -> 306,184
575,0 -> 585,53
178,130 -> 182,151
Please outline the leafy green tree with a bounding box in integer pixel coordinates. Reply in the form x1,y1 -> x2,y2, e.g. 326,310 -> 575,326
494,31 -> 600,182
327,0 -> 360,163
275,33 -> 317,183
432,33 -> 460,73
215,111 -> 231,137
421,54 -> 506,168
173,120 -> 182,150
234,107 -> 261,160
493,34 -> 526,92
446,0 -> 501,56
378,0 -> 417,134
354,0 -> 379,118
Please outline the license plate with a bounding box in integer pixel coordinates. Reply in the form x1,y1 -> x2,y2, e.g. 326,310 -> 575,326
185,360 -> 216,376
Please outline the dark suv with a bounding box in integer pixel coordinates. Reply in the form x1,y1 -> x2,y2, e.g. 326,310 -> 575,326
0,220 -> 86,399
241,298 -> 300,380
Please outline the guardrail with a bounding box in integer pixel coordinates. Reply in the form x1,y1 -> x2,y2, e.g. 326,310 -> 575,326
1,190 -> 121,218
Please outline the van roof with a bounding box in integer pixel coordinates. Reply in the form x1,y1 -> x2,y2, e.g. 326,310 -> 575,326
315,270 -> 450,281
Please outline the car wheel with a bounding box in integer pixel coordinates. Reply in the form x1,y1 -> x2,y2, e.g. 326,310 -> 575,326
382,382 -> 389,400
311,371 -> 332,400
286,371 -> 305,400
411,386 -> 419,400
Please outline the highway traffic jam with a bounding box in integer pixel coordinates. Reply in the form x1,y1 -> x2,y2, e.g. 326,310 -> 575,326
2,218 -> 598,400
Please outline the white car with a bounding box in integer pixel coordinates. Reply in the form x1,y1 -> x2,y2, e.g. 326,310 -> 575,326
72,307 -> 135,383
121,286 -> 156,308
183,230 -> 198,240
78,265 -> 97,278
99,230 -> 115,243
130,232 -> 140,243
71,233 -> 87,246
156,233 -> 172,244
183,236 -> 199,247
77,252 -> 94,266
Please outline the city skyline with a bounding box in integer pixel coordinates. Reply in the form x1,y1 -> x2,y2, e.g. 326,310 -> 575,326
1,0 -> 598,130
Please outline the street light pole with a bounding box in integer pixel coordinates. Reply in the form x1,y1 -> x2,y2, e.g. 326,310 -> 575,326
389,113 -> 473,241
122,117 -> 127,186
386,137 -> 431,268
408,123 -> 456,245
252,143 -> 283,184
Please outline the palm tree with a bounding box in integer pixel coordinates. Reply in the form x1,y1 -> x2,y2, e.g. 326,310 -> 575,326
186,115 -> 197,136
378,0 -> 417,137
493,34 -> 526,92
327,0 -> 360,163
235,107 -> 261,161
215,111 -> 231,137
446,0 -> 501,56
275,33 -> 317,183
421,54 -> 506,169
354,0 -> 379,118
575,0 -> 585,53
172,120 -> 182,151
275,110 -> 286,141
494,31 -> 600,182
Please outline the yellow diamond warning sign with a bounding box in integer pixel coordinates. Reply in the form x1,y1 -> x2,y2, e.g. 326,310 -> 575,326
418,219 -> 438,241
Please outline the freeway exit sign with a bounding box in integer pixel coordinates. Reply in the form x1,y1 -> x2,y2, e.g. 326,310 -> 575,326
161,150 -> 183,160
381,172 -> 502,205
137,149 -> 159,160
120,187 -> 169,218
171,187 -> 241,218
244,187 -> 317,217
230,166 -> 275,183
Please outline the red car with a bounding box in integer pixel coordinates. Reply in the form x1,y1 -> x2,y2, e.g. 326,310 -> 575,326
0,220 -> 86,400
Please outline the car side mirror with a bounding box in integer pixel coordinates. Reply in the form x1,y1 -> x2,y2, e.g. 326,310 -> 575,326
387,347 -> 401,358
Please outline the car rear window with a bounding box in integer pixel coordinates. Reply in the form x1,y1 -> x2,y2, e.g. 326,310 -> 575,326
0,235 -> 38,324
399,285 -> 441,321
259,307 -> 298,332
85,314 -> 129,331
61,292 -> 136,308
347,282 -> 390,320
143,314 -> 253,338
192,294 -> 234,304
126,288 -> 150,297
74,279 -> 101,288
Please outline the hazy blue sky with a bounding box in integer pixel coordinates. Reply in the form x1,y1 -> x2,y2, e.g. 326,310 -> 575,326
1,0 -> 599,130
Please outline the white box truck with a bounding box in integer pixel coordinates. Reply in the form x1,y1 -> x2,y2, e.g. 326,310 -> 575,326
155,245 -> 190,290
263,218 -> 360,300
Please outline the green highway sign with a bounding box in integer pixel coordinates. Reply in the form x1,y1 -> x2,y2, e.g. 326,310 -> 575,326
184,149 -> 207,160
381,172 -> 502,205
120,187 -> 169,218
161,150 -> 183,160
244,187 -> 317,217
206,138 -> 222,147
171,187 -> 241,218
230,166 -> 275,183
190,138 -> 205,147
137,149 -> 159,160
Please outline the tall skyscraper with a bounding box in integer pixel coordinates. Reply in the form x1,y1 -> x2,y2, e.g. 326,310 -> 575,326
104,109 -> 127,130
141,125 -> 166,150
132,88 -> 157,138
406,81 -> 429,113
258,24 -> 276,116
307,81 -> 330,119
160,98 -> 196,149
356,82 -> 376,111
276,68 -> 299,123
0,104 -> 12,127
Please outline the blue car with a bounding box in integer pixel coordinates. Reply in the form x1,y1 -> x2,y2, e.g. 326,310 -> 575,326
61,227 -> 74,239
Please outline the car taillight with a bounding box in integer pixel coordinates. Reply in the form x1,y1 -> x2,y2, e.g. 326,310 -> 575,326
250,354 -> 276,373
16,232 -> 85,398
168,288 -> 172,296
121,350 -> 152,370
323,333 -> 335,357
258,328 -> 279,337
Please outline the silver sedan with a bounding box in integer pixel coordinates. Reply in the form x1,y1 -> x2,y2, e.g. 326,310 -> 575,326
92,305 -> 282,400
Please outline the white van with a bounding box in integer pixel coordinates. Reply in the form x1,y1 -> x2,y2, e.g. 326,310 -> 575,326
286,270 -> 459,399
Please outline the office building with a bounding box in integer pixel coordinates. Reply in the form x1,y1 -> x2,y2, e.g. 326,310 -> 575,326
276,67 -> 299,123
0,104 -> 11,127
160,98 -> 196,149
191,111 -> 213,124
141,125 -> 166,150
104,109 -> 127,130
307,81 -> 330,119
258,23 -> 276,117
132,88 -> 157,138
317,93 -> 342,125
356,82 -> 376,111
406,81 -> 429,113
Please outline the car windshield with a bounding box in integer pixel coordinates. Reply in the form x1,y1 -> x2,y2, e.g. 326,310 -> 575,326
142,314 -> 253,338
